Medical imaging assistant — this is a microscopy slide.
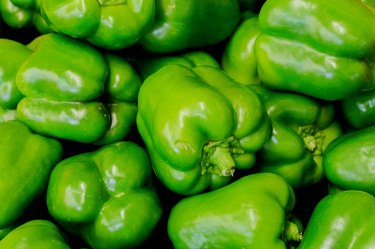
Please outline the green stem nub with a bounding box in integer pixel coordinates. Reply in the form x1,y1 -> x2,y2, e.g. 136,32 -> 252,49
283,220 -> 303,243
201,136 -> 244,177
297,124 -> 324,156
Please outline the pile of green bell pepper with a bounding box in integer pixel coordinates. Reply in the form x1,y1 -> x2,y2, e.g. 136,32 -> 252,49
1,0 -> 375,248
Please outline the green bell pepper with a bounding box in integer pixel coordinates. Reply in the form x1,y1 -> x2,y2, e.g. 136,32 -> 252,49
0,220 -> 70,249
168,173 -> 302,249
221,13 -> 260,85
0,120 -> 63,231
40,0 -> 155,50
298,190 -> 375,248
137,64 -> 271,195
323,125 -> 375,196
339,88 -> 375,129
139,0 -> 241,53
255,0 -> 375,101
16,33 -> 107,101
13,34 -> 141,144
46,141 -> 162,249
0,38 -> 30,109
250,85 -> 342,188
15,33 -> 110,143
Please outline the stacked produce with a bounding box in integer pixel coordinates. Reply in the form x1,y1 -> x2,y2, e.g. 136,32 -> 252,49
0,0 -> 374,248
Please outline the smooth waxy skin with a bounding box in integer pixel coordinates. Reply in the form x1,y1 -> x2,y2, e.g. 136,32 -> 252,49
137,64 -> 271,195
168,173 -> 302,249
298,190 -> 375,249
47,141 -> 162,249
41,0 -> 155,49
0,220 -> 71,249
11,0 -> 35,8
0,0 -> 33,28
0,106 -> 16,123
255,0 -> 375,100
0,39 -> 31,109
140,0 -> 241,53
250,85 -> 342,188
222,13 -> 261,85
0,120 -> 63,230
340,88 -> 375,129
0,0 -> 50,32
15,33 -> 113,143
94,54 -> 141,145
134,50 -> 220,80
17,33 -> 107,101
16,98 -> 110,143
323,125 -> 375,196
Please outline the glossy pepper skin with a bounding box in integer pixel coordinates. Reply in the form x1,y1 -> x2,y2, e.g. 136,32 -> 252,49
0,220 -> 71,249
0,38 -> 30,109
0,0 -> 33,28
0,0 -> 50,32
139,0 -> 241,53
255,0 -> 375,101
10,0 -> 51,33
94,53 -> 141,145
340,88 -> 375,129
250,85 -> 342,188
0,106 -> 15,123
15,33 -> 111,143
298,190 -> 375,248
40,0 -> 155,50
221,13 -> 261,85
133,50 -> 221,81
168,173 -> 302,249
137,64 -> 271,195
0,120 -> 63,231
323,125 -> 375,196
47,141 -> 162,249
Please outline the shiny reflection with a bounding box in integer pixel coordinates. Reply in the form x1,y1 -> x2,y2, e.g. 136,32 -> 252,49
65,182 -> 88,211
100,199 -> 127,232
247,208 -> 259,230
331,21 -> 346,35
321,217 -> 347,248
64,70 -> 83,92
291,0 -> 317,10
100,15 -> 114,29
104,164 -> 125,192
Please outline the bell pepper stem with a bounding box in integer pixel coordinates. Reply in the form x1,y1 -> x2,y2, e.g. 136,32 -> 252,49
201,136 -> 244,176
282,220 -> 303,243
298,124 -> 324,156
